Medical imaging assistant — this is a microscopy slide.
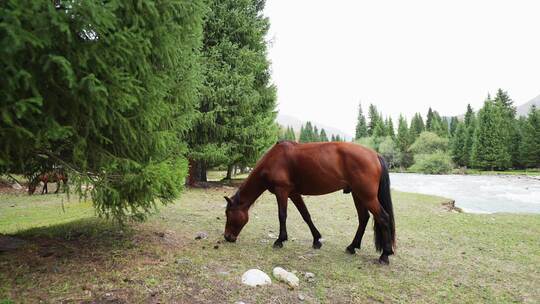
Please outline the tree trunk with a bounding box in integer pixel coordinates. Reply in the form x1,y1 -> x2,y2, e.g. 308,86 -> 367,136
225,165 -> 233,180
187,159 -> 207,186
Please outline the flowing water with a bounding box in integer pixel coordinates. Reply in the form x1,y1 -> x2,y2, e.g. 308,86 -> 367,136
389,173 -> 540,214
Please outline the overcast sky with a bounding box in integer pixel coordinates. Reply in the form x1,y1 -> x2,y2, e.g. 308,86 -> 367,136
264,0 -> 540,134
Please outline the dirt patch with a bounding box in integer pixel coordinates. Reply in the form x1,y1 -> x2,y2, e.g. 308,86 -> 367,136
0,179 -> 27,195
442,200 -> 464,213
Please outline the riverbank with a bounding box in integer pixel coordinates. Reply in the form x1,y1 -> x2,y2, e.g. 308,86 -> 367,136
1,188 -> 539,303
391,168 -> 540,176
390,173 -> 540,214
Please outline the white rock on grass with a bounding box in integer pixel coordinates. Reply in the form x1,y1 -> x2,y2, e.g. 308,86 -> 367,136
241,269 -> 272,287
273,267 -> 299,288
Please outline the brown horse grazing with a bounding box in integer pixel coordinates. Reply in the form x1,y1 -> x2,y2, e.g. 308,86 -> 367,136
28,171 -> 68,195
224,141 -> 396,264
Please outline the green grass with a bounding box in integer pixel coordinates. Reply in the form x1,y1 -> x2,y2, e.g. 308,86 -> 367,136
1,188 -> 539,303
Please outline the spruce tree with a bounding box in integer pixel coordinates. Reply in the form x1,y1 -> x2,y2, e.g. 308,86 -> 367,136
396,115 -> 413,168
451,122 -> 467,166
299,125 -> 306,142
493,89 -> 519,167
189,0 -> 277,182
304,122 -> 314,142
373,121 -> 386,138
288,127 -> 297,141
471,98 -> 511,170
331,134 -> 336,141
313,126 -> 320,142
355,103 -> 368,139
367,104 -> 380,136
320,129 -> 329,142
410,113 -> 425,139
386,117 -> 395,139
449,117 -> 459,137
1,0 -> 205,221
426,107 -> 434,131
463,104 -> 476,167
521,105 -> 540,168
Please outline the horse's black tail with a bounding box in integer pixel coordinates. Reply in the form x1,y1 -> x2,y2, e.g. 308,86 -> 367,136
374,155 -> 396,253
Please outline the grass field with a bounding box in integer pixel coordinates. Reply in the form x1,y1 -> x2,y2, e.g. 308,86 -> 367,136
1,186 -> 539,303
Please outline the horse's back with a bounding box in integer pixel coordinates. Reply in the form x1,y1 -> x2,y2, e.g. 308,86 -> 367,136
260,142 -> 380,195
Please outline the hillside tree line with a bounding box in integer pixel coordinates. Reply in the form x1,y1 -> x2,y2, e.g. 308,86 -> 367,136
354,89 -> 540,173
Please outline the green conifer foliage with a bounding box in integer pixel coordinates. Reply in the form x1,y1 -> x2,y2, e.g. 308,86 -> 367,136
521,105 -> 540,168
320,129 -> 329,142
463,104 -> 476,167
188,0 -> 277,181
449,117 -> 459,137
1,0 -> 205,221
367,104 -> 380,136
493,89 -> 520,167
471,98 -> 511,170
451,122 -> 467,166
355,103 -> 368,139
409,113 -> 425,139
386,117 -> 395,139
396,115 -> 413,168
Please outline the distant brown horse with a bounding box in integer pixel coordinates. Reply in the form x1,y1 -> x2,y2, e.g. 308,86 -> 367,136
224,141 -> 396,264
28,171 -> 68,195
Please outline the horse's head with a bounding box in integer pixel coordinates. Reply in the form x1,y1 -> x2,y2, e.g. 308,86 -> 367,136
223,194 -> 249,242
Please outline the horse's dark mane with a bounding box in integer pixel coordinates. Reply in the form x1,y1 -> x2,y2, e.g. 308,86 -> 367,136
276,140 -> 298,145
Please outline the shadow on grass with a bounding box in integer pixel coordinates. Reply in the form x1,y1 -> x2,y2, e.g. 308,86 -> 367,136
1,218 -> 137,263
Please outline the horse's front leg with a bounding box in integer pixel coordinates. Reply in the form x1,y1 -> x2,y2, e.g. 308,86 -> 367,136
273,188 -> 289,248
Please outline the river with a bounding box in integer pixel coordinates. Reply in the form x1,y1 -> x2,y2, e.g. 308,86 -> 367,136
389,173 -> 540,214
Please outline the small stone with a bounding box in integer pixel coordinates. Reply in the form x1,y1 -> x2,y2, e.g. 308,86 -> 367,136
304,272 -> 315,279
241,269 -> 272,287
235,302 -> 246,304
273,267 -> 299,288
298,294 -> 305,301
195,232 -> 208,240
268,233 -> 276,239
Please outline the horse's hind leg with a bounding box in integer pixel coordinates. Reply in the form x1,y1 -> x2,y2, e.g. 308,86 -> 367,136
41,183 -> 47,194
346,192 -> 369,254
364,197 -> 394,265
290,193 -> 322,249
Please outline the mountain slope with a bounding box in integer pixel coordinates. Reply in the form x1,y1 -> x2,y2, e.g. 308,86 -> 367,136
276,113 -> 352,140
517,94 -> 540,116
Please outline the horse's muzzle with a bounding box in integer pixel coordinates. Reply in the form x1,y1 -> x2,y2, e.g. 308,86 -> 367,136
224,233 -> 237,242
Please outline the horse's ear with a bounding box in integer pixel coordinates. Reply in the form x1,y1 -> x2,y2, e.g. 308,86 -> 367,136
224,196 -> 233,205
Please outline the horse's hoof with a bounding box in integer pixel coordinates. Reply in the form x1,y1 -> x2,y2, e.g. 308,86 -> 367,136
273,241 -> 283,248
346,245 -> 356,254
312,240 -> 322,249
378,254 -> 389,265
